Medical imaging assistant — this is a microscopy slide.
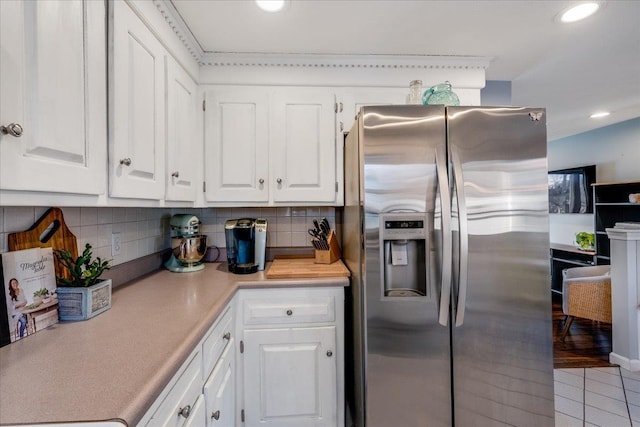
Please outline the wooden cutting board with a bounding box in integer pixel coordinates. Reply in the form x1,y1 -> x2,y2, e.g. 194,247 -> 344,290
266,256 -> 350,279
8,207 -> 78,280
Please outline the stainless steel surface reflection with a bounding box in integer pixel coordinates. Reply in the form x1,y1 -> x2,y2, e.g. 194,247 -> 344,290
171,235 -> 207,266
343,105 -> 554,427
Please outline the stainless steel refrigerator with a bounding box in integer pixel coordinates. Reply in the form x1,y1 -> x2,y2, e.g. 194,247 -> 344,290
342,105 -> 554,427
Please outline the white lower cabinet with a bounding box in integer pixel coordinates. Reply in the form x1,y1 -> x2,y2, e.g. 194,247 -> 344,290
143,350 -> 203,427
204,340 -> 236,426
182,395 -> 206,427
242,326 -> 337,426
237,287 -> 345,427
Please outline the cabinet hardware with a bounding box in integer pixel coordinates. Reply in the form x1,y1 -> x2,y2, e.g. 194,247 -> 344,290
0,123 -> 23,137
211,410 -> 221,420
171,171 -> 179,178
223,332 -> 231,340
178,405 -> 191,418
327,350 -> 333,357
335,182 -> 339,193
259,178 -> 264,184
119,158 -> 132,166
202,100 -> 206,111
203,181 -> 206,192
277,178 -> 283,184
240,340 -> 244,353
241,409 -> 245,422
339,102 -> 343,112
340,121 -> 344,132
286,309 -> 293,316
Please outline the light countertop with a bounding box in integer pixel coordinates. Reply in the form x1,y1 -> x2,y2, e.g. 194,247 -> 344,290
0,262 -> 349,426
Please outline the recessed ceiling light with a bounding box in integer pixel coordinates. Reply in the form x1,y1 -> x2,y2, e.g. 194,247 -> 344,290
256,0 -> 288,12
590,111 -> 610,118
560,2 -> 601,23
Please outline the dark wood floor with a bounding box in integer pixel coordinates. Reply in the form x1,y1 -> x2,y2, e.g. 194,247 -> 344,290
552,292 -> 614,369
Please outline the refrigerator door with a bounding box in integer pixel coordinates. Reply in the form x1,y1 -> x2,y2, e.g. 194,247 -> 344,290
361,105 -> 452,427
447,107 -> 555,426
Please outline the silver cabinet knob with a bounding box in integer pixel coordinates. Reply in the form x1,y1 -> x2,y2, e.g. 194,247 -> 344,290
119,158 -> 132,166
171,171 -> 179,178
277,178 -> 282,184
259,178 -> 264,184
211,410 -> 221,421
0,123 -> 23,137
223,332 -> 231,340
326,350 -> 333,357
178,405 -> 191,418
286,309 -> 293,316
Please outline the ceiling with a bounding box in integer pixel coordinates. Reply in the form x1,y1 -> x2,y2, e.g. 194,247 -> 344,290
171,0 -> 640,141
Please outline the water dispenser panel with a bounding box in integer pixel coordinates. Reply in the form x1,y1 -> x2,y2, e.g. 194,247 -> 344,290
380,214 -> 428,298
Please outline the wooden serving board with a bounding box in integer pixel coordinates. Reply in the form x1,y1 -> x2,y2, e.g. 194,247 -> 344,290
8,207 -> 78,280
266,256 -> 350,279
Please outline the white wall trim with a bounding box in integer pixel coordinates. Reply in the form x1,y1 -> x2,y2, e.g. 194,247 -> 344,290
200,52 -> 490,70
152,0 -> 203,63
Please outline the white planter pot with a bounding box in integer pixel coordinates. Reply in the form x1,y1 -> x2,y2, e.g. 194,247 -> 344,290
56,279 -> 112,321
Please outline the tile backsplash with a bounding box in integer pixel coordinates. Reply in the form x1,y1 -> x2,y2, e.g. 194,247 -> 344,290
0,207 -> 336,266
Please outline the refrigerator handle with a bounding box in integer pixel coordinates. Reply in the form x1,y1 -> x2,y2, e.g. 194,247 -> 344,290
451,146 -> 469,327
435,145 -> 452,327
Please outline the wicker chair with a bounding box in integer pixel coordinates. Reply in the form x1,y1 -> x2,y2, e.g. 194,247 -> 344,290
560,265 -> 612,342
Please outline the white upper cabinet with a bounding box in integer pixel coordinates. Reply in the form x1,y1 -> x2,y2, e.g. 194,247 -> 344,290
0,0 -> 107,195
204,87 -> 270,203
109,0 -> 166,200
165,56 -> 198,202
270,89 -> 336,203
203,86 -> 337,206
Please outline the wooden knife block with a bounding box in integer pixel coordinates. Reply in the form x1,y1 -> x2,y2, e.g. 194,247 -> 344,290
314,231 -> 342,264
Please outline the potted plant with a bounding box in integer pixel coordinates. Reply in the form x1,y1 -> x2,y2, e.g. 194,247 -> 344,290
33,287 -> 50,305
54,243 -> 112,321
575,231 -> 595,251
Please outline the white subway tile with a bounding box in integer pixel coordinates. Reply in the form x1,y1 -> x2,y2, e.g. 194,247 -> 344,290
585,391 -> 629,417
277,232 -> 292,247
555,395 -> 584,419
97,224 -> 113,248
555,369 -> 584,389
61,207 -> 81,227
291,232 -> 308,247
80,207 -> 98,226
98,207 -> 113,225
555,411 -> 583,427
4,207 -> 35,232
555,381 -> 584,403
112,207 -> 127,223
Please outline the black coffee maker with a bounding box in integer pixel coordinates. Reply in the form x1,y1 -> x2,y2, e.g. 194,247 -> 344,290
224,218 -> 258,274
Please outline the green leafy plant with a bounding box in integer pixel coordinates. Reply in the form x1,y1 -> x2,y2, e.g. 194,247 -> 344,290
575,232 -> 595,250
33,288 -> 50,298
54,243 -> 112,287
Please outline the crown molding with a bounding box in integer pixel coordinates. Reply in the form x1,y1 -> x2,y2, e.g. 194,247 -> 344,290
153,0 -> 203,63
200,52 -> 491,71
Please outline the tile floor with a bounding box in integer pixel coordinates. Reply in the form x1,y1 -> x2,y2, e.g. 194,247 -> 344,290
555,366 -> 640,426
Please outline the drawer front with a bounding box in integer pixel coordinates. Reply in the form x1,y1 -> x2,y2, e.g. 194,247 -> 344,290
243,295 -> 335,325
202,306 -> 234,379
146,351 -> 203,427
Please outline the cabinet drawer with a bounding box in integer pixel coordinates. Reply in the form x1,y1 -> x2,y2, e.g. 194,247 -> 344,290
146,351 -> 202,427
242,296 -> 335,325
202,306 -> 233,379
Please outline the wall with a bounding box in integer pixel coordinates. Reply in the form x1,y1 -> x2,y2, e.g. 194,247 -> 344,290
548,117 -> 640,245
0,207 -> 336,267
481,80 -> 512,106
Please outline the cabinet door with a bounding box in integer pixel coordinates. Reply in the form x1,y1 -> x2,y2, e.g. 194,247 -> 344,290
165,56 -> 198,202
182,394 -> 206,427
204,88 -> 269,203
243,326 -> 337,426
110,0 -> 166,199
0,0 -> 106,194
270,90 -> 336,203
204,340 -> 236,427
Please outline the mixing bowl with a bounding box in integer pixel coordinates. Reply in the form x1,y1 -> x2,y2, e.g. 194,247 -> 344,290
171,235 -> 208,266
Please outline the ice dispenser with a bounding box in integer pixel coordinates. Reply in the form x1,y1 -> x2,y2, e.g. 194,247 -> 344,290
380,214 -> 428,297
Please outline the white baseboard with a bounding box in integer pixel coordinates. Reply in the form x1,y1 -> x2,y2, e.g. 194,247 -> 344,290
610,352 -> 640,372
